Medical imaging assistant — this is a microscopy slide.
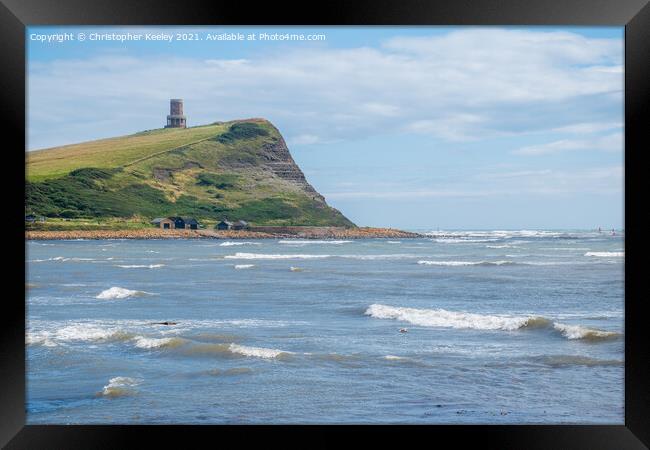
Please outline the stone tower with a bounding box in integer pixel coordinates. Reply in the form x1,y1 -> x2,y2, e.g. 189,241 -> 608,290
165,99 -> 187,128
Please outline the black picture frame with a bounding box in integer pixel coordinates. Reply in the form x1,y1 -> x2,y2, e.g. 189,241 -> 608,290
2,0 -> 648,448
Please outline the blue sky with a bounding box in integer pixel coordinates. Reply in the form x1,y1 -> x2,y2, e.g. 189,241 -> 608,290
27,26 -> 624,230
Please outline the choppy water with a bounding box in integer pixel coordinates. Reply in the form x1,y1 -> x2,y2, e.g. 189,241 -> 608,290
26,230 -> 624,424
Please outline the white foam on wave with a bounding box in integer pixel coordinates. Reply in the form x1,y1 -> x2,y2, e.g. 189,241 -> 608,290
417,260 -> 515,266
433,238 -> 499,243
365,304 -> 541,331
132,336 -> 184,349
225,252 -> 427,261
219,241 -> 260,246
115,264 -> 165,269
101,376 -> 141,397
552,323 -> 621,340
365,304 -> 620,341
96,287 -> 151,299
234,264 -> 255,269
228,343 -> 291,359
585,252 -> 624,257
225,252 -> 331,260
28,256 -> 96,263
27,323 -> 133,347
278,240 -> 352,245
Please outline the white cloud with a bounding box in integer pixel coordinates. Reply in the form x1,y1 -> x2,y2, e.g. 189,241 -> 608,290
28,28 -> 623,150
513,132 -> 623,156
551,121 -> 622,134
324,165 -> 622,200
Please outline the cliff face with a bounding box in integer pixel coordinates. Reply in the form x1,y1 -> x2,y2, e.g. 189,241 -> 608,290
25,119 -> 354,227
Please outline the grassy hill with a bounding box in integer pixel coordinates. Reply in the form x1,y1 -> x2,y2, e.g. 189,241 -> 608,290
26,119 -> 355,227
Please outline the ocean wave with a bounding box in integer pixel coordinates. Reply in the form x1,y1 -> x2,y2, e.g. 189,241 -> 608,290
552,323 -> 621,341
204,367 -> 254,376
278,240 -> 352,245
234,264 -> 255,269
433,238 -> 500,243
132,336 -> 186,349
29,256 -> 96,263
101,376 -> 141,398
425,230 -> 604,240
225,252 -> 331,260
224,252 -> 427,260
290,266 -> 304,272
584,252 -> 624,257
115,264 -> 165,269
219,241 -> 261,246
96,287 -> 152,299
417,260 -> 569,267
365,304 -> 619,341
528,355 -> 623,368
417,260 -> 516,266
27,324 -> 135,347
365,304 -> 544,331
228,343 -> 292,359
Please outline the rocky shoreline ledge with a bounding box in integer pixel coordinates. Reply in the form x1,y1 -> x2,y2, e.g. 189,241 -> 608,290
25,227 -> 424,240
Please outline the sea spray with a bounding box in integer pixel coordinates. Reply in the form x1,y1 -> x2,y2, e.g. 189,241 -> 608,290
96,287 -> 150,299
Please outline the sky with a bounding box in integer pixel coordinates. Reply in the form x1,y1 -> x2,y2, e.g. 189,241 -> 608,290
27,26 -> 624,230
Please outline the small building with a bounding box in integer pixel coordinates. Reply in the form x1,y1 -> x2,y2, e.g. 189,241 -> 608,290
216,220 -> 233,230
172,217 -> 186,229
25,214 -> 36,223
183,217 -> 200,230
164,99 -> 187,128
232,220 -> 249,231
152,217 -> 175,229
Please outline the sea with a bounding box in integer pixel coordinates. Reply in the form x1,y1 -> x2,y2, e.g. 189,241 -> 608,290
25,230 -> 625,424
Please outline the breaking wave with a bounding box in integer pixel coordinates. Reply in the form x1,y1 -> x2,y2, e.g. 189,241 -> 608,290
417,260 -> 516,266
29,256 -> 95,263
365,304 -> 546,331
219,241 -> 260,246
132,336 -> 186,349
101,376 -> 141,398
228,343 -> 292,359
225,253 -> 331,260
226,252 -> 430,260
115,264 -> 165,269
234,264 -> 255,269
552,323 -> 621,341
584,252 -> 624,258
96,287 -> 151,299
278,240 -> 352,245
364,304 -> 618,341
27,324 -> 135,347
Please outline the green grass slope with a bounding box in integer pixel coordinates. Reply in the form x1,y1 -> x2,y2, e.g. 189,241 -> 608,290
26,119 -> 355,227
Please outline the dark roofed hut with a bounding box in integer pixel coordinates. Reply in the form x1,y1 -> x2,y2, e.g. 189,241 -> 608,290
216,220 -> 233,230
183,217 -> 200,230
232,220 -> 249,231
172,217 -> 186,229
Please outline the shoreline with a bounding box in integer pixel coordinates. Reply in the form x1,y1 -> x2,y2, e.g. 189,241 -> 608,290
25,227 -> 424,241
